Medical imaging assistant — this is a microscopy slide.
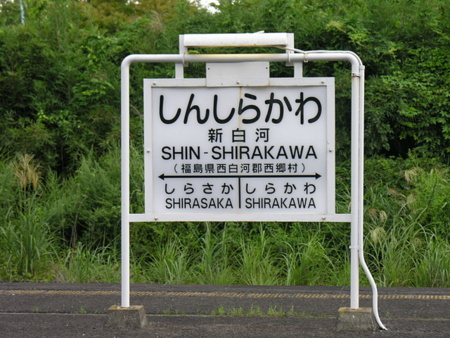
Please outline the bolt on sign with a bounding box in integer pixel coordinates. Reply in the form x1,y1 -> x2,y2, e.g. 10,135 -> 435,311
144,77 -> 335,222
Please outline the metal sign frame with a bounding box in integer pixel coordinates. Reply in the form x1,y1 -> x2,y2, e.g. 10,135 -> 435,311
120,33 -> 386,330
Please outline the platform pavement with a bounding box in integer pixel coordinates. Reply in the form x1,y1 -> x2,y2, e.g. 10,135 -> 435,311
0,282 -> 448,337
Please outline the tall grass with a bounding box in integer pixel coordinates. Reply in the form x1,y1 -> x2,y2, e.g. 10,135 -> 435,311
0,155 -> 54,280
363,156 -> 450,288
195,223 -> 236,285
1,201 -> 54,280
0,149 -> 448,287
149,237 -> 193,284
239,226 -> 281,285
282,235 -> 334,286
414,237 -> 449,287
365,220 -> 450,288
57,243 -> 121,283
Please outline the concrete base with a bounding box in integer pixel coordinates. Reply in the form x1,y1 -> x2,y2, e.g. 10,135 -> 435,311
106,305 -> 147,329
336,307 -> 378,332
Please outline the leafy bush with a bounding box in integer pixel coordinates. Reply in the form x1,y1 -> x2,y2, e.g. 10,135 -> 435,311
1,0 -> 450,170
1,0 -> 449,287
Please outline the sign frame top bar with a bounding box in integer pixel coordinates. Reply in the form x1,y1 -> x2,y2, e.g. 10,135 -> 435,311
178,33 -> 294,78
181,32 -> 294,49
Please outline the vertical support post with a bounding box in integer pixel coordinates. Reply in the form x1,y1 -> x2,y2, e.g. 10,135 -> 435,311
357,65 -> 365,289
121,59 -> 131,308
350,70 -> 361,309
293,62 -> 303,78
176,35 -> 186,79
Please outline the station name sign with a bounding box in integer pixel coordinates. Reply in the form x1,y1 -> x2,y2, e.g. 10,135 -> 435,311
144,78 -> 335,221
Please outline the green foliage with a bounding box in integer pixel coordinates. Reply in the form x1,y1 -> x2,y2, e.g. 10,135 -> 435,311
282,235 -> 333,286
364,154 -> 450,287
44,146 -> 122,248
57,242 -> 120,283
194,222 -> 236,285
414,237 -> 450,287
1,0 -> 450,287
0,155 -> 54,280
0,150 -> 449,286
148,236 -> 193,284
366,47 -> 450,156
1,0 -> 450,168
209,305 -> 297,317
1,201 -> 54,280
403,165 -> 450,240
239,225 -> 281,285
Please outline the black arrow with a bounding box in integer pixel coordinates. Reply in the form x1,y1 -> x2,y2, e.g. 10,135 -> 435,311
159,173 -> 321,180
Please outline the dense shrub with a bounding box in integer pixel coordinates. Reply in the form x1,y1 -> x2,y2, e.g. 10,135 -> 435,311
0,0 -> 449,286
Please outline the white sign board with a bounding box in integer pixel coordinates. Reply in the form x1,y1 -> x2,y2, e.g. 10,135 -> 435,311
144,78 -> 335,221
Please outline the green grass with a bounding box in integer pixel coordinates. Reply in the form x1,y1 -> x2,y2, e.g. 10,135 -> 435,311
0,150 -> 448,287
207,305 -> 329,318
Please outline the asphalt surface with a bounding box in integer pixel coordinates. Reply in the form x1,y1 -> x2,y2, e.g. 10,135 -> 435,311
0,282 -> 448,337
